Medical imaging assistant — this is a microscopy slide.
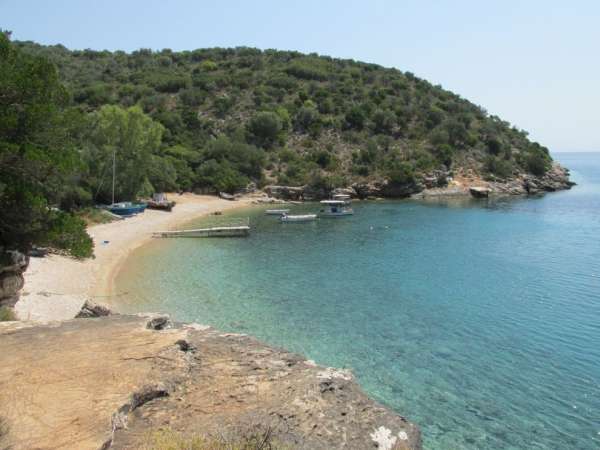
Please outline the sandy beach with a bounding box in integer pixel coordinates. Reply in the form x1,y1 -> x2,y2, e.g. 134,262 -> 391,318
16,194 -> 253,321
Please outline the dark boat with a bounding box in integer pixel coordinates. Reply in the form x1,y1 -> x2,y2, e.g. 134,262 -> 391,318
146,193 -> 176,212
106,202 -> 147,216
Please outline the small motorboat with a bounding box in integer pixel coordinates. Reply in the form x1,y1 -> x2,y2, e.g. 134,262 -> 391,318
106,202 -> 147,216
279,213 -> 317,223
319,194 -> 354,217
265,209 -> 290,216
219,192 -> 235,201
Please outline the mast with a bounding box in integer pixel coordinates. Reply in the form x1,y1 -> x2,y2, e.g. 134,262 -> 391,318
111,149 -> 116,205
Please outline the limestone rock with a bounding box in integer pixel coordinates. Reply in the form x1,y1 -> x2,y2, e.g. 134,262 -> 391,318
469,187 -> 491,198
75,300 -> 113,318
0,315 -> 421,450
0,250 -> 28,308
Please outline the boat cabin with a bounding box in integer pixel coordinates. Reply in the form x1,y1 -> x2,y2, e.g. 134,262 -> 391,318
319,198 -> 354,217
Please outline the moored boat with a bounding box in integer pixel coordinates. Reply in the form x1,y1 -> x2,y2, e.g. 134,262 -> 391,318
265,209 -> 290,216
279,213 -> 317,223
319,195 -> 354,217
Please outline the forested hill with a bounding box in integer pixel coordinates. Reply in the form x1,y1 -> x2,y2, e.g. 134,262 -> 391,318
16,40 -> 553,197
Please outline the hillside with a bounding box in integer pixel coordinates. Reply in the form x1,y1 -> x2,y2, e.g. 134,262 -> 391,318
15,40 -> 560,199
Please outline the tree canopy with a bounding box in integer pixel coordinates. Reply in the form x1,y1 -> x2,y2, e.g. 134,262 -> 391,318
0,33 -> 92,257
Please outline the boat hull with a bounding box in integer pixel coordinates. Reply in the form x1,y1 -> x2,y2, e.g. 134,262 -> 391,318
280,214 -> 317,223
107,203 -> 147,216
319,210 -> 354,217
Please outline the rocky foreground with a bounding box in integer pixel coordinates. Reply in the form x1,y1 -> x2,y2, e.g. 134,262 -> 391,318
0,313 -> 421,450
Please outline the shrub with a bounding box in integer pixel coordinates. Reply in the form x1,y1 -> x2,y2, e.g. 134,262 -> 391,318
388,162 -> 416,185
0,307 -> 16,322
344,106 -> 366,130
524,146 -> 551,176
247,112 -> 282,148
485,155 -> 513,179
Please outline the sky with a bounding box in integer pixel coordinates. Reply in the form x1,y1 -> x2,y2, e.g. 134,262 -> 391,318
2,0 -> 599,152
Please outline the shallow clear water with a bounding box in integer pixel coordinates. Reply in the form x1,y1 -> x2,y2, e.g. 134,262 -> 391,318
116,153 -> 600,450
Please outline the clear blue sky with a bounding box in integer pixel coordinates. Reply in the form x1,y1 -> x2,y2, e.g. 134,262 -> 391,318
3,0 -> 599,151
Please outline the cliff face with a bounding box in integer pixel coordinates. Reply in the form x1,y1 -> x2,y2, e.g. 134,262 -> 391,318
0,314 -> 421,450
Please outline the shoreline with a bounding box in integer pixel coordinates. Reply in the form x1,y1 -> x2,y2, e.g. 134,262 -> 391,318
16,194 -> 254,322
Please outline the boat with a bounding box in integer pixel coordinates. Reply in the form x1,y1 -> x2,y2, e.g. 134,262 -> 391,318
106,202 -> 147,216
319,194 -> 354,217
147,193 -> 176,211
101,147 -> 147,216
279,213 -> 317,223
219,192 -> 235,201
265,209 -> 290,216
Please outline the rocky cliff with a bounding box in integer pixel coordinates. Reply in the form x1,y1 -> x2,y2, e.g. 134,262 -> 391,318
263,162 -> 574,201
0,314 -> 421,450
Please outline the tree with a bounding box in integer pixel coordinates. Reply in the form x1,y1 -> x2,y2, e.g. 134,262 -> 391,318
246,111 -> 282,148
344,105 -> 366,130
0,33 -> 92,257
84,105 -> 164,202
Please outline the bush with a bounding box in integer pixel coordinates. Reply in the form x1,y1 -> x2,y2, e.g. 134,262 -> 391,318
485,155 -> 513,179
0,307 -> 16,322
524,146 -> 550,176
344,106 -> 366,130
388,162 -> 416,185
247,112 -> 282,148
40,212 -> 94,259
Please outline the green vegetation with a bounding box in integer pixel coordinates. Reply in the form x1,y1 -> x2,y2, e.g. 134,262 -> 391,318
0,32 -> 93,258
12,39 -> 553,198
0,33 -> 556,256
0,306 -> 16,321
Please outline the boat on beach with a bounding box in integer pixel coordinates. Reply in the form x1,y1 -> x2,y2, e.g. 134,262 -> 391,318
319,194 -> 354,217
265,209 -> 290,216
106,202 -> 147,216
147,193 -> 176,211
279,213 -> 317,223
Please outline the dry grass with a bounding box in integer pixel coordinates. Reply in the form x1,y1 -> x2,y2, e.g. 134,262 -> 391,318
77,207 -> 118,226
0,306 -> 16,322
143,427 -> 288,450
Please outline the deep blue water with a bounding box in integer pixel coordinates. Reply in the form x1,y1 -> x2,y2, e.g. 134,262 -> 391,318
117,152 -> 600,450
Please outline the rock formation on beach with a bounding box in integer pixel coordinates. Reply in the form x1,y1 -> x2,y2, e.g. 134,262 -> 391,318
0,250 -> 28,309
0,314 -> 421,450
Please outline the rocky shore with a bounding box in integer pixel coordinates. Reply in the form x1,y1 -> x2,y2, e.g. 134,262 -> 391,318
262,163 -> 574,201
0,313 -> 421,450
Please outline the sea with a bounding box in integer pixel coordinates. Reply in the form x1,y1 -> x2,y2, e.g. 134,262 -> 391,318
116,152 -> 600,450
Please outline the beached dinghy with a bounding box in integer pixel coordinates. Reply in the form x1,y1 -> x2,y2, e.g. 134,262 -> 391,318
147,193 -> 176,211
279,213 -> 317,223
265,209 -> 290,216
106,202 -> 147,216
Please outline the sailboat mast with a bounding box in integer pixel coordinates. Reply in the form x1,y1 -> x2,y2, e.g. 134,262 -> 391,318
112,149 -> 116,205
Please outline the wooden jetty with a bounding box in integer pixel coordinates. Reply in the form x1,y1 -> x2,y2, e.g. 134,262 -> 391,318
153,218 -> 250,238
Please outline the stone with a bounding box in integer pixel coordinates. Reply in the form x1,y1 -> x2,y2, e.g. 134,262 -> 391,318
469,187 -> 491,198
0,315 -> 421,450
75,300 -> 113,318
0,250 -> 28,308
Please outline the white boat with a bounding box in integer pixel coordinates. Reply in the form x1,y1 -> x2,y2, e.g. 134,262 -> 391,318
279,213 -> 317,223
265,209 -> 290,216
319,195 -> 354,217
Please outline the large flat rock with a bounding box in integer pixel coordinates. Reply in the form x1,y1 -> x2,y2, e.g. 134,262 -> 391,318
0,315 -> 421,449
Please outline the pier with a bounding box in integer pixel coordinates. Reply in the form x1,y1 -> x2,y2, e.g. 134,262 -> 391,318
153,217 -> 250,238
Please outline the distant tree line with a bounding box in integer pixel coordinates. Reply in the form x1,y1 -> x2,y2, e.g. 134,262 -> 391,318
0,34 -> 553,258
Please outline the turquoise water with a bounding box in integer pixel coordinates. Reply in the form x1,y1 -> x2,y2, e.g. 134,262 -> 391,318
117,153 -> 600,450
